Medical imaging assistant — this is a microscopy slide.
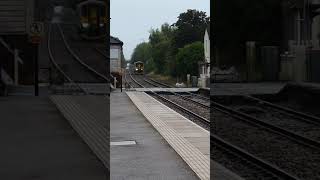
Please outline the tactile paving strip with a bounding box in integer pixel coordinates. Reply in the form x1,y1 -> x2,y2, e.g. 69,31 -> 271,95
127,92 -> 210,180
50,95 -> 109,170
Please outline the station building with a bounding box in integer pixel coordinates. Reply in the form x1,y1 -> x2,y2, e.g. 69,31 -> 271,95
110,36 -> 123,87
0,0 -> 36,87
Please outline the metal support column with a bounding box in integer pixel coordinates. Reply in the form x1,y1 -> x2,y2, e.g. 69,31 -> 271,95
33,44 -> 39,96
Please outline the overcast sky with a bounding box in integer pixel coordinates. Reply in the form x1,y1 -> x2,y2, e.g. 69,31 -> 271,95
110,0 -> 210,60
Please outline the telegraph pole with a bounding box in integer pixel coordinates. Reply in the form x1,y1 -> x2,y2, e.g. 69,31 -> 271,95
34,44 -> 39,96
30,22 -> 44,96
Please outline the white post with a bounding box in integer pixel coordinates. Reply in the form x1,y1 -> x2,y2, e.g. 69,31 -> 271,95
187,74 -> 190,87
114,77 -> 117,88
14,49 -> 19,85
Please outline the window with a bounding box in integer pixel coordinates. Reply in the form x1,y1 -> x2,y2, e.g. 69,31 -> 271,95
110,48 -> 119,59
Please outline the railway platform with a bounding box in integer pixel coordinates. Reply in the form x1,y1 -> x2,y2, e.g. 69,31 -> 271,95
111,89 -> 243,180
211,82 -> 286,96
134,87 -> 199,92
110,90 -> 198,179
0,95 -> 107,179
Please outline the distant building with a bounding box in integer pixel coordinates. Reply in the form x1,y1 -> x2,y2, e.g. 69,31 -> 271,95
110,36 -> 123,87
198,29 -> 210,87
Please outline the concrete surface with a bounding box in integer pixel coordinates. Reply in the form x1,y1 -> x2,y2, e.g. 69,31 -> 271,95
110,91 -> 198,180
0,96 -> 107,179
127,91 -> 209,179
134,87 -> 199,92
50,95 -> 109,169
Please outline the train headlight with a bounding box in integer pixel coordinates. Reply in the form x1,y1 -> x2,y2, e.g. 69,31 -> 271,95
82,23 -> 89,28
135,68 -> 138,70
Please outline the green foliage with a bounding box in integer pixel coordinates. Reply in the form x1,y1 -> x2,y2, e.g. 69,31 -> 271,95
173,9 -> 210,49
148,23 -> 175,74
131,42 -> 154,73
131,9 -> 210,78
176,42 -> 204,78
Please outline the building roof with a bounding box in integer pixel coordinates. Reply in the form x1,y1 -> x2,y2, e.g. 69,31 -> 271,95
110,36 -> 123,46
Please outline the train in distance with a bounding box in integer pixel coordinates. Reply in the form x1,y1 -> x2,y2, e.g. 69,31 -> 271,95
134,61 -> 144,75
76,0 -> 107,40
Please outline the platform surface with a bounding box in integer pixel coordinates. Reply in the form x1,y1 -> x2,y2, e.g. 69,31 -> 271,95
55,83 -> 109,95
127,91 -> 244,180
110,91 -> 198,180
0,96 -> 107,179
126,91 -> 210,180
211,82 -> 286,95
134,87 -> 199,92
50,95 -> 109,169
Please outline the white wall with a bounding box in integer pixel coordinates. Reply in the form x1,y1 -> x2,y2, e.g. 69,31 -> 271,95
204,30 -> 210,63
110,45 -> 122,73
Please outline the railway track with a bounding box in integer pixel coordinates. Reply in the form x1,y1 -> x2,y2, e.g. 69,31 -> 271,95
212,134 -> 299,180
213,104 -> 320,179
48,23 -> 109,95
58,24 -> 109,83
126,71 -> 210,128
211,86 -> 320,179
145,77 -> 211,105
131,74 -> 303,179
214,96 -> 320,142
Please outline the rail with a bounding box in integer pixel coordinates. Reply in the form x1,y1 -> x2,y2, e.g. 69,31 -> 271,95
143,78 -> 209,109
48,23 -> 87,95
146,77 -> 210,101
129,72 -> 209,126
57,24 -> 110,83
212,134 -> 299,180
211,100 -> 320,150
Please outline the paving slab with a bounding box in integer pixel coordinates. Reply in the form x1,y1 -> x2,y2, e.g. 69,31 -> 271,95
0,96 -> 107,179
126,91 -> 210,180
135,87 -> 199,92
127,91 -> 244,180
110,91 -> 198,180
50,95 -> 109,169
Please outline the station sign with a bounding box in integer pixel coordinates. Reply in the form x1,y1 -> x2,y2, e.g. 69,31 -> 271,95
103,17 -> 108,23
29,22 -> 44,44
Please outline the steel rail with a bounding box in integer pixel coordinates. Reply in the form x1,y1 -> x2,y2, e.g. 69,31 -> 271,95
212,84 -> 320,126
212,100 -> 320,150
47,23 -> 87,95
212,134 -> 299,180
57,24 -> 110,83
244,95 -> 320,126
146,77 -> 210,101
93,48 -> 118,83
94,48 -> 108,59
129,72 -> 209,126
143,78 -> 210,109
124,69 -> 134,89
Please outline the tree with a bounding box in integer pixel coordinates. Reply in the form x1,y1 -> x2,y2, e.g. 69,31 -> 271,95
148,23 -> 175,74
172,9 -> 210,49
131,42 -> 154,73
131,42 -> 152,64
176,42 -> 204,78
131,10 -> 210,77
